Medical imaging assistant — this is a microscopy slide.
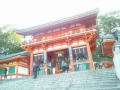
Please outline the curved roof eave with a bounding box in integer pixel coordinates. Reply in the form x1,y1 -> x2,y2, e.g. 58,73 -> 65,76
0,51 -> 29,61
16,9 -> 99,36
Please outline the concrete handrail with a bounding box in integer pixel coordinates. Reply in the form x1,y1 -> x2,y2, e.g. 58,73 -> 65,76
113,44 -> 120,79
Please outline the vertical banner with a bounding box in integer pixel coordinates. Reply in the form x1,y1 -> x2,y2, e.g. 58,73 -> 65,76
43,50 -> 47,64
68,46 -> 73,60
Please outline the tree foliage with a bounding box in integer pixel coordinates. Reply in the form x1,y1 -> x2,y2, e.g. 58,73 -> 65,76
98,11 -> 120,35
0,25 -> 23,56
92,11 -> 120,62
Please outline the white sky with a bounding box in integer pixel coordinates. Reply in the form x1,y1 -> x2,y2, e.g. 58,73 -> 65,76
0,0 -> 119,29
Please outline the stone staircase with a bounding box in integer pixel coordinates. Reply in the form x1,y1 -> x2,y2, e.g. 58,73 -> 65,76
0,68 -> 120,90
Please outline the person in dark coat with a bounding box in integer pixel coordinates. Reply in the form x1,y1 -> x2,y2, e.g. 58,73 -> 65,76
4,68 -> 7,79
51,60 -> 56,74
33,63 -> 40,79
66,59 -> 70,73
94,62 -> 102,70
61,60 -> 66,72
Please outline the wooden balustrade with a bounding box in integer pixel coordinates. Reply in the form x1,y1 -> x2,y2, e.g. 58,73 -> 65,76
22,26 -> 96,46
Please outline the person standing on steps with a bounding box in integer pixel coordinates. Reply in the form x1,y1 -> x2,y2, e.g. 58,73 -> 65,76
61,60 -> 67,72
3,68 -> 7,79
33,63 -> 40,79
52,60 -> 56,74
66,59 -> 70,73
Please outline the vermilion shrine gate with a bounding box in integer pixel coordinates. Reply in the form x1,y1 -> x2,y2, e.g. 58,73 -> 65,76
1,9 -> 98,77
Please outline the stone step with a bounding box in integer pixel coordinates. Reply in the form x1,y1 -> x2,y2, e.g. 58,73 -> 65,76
39,73 -> 116,78
68,87 -> 120,90
2,79 -> 119,88
36,75 -> 116,81
37,77 -> 118,81
2,77 -> 119,85
0,68 -> 119,90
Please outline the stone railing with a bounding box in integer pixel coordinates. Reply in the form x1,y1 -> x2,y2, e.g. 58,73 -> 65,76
113,41 -> 120,80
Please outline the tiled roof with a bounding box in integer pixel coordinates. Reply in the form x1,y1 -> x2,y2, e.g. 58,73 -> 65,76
0,51 -> 29,61
15,9 -> 99,36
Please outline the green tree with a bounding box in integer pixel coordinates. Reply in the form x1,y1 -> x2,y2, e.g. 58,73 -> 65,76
92,11 -> 120,62
98,11 -> 120,34
0,25 -> 23,56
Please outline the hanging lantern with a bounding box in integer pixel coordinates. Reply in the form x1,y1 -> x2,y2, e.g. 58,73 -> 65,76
58,52 -> 62,57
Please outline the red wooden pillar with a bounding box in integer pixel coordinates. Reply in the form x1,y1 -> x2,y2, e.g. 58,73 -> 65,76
16,61 -> 19,78
56,61 -> 58,73
86,42 -> 94,70
44,64 -> 48,75
0,75 -> 1,80
30,52 -> 34,76
70,60 -> 74,72
51,54 -> 53,63
27,57 -> 30,75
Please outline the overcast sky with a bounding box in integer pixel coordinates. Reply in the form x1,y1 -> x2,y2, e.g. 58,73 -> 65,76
0,0 -> 119,29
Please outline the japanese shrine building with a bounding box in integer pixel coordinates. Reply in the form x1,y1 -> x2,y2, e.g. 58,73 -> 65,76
0,51 -> 30,79
15,9 -> 98,76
